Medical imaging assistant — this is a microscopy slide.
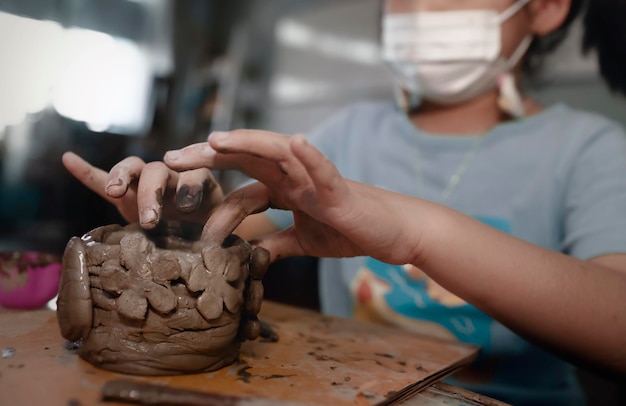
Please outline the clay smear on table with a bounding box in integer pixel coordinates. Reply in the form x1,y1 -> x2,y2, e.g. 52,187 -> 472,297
56,223 -> 268,376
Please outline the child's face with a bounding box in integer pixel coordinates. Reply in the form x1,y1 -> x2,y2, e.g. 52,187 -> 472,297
383,0 -> 536,64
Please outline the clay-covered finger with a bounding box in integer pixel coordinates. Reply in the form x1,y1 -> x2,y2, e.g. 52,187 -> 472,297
106,156 -> 146,198
245,280 -> 264,315
176,172 -> 205,215
136,161 -> 179,228
250,247 -> 270,280
176,168 -> 222,214
202,182 -> 271,243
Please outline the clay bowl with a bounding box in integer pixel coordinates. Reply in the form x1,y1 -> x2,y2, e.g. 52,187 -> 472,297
56,223 -> 268,376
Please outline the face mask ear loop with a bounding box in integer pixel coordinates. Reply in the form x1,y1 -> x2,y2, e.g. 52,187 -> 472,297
497,35 -> 533,118
495,0 -> 533,118
497,0 -> 532,23
498,73 -> 526,118
392,85 -> 410,112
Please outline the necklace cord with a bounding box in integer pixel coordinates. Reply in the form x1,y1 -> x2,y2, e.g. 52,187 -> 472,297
414,135 -> 485,203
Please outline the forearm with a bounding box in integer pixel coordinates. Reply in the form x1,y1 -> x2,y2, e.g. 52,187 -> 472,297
412,203 -> 626,375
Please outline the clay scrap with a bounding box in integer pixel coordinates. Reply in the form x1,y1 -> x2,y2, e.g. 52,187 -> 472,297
56,223 -> 269,376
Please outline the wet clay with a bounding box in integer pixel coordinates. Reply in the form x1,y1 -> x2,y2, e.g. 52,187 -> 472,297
56,223 -> 269,376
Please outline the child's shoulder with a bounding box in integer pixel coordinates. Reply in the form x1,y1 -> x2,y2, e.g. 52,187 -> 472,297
513,103 -> 626,152
535,104 -> 626,158
543,104 -> 625,136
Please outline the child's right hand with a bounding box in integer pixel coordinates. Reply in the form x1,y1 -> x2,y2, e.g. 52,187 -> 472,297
62,152 -> 224,229
164,131 -> 424,265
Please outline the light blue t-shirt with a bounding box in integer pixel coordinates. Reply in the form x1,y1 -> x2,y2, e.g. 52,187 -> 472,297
265,101 -> 626,405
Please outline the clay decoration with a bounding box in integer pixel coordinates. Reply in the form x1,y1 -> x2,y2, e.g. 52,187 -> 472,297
56,223 -> 269,376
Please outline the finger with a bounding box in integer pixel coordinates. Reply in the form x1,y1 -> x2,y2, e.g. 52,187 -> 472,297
175,168 -> 222,214
62,152 -> 111,201
290,135 -> 350,207
251,227 -> 305,263
209,131 -> 312,188
209,130 -> 292,162
165,142 -> 274,178
165,143 -> 286,186
249,247 -> 270,280
202,182 -> 271,243
137,162 -> 179,228
106,156 -> 146,198
164,143 -> 219,171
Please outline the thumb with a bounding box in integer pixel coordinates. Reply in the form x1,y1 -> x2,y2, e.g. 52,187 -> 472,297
202,182 -> 270,242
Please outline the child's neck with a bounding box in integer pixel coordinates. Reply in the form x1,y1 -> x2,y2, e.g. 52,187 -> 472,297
409,90 -> 539,136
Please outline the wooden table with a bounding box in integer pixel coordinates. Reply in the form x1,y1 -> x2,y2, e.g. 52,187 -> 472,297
0,301 -> 500,405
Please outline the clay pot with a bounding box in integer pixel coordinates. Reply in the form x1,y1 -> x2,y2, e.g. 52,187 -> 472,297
56,223 -> 268,376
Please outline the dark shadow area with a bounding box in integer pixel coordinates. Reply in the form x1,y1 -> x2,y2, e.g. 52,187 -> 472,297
262,256 -> 320,311
577,368 -> 626,406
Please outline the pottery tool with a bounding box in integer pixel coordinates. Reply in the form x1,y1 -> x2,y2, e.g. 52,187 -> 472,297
102,379 -> 302,406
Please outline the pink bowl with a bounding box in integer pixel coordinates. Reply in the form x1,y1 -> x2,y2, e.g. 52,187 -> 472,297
0,252 -> 62,309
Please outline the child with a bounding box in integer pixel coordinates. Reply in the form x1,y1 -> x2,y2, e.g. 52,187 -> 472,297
233,1 -> 621,402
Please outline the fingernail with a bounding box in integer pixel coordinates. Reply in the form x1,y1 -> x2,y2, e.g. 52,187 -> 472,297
105,178 -> 124,195
141,208 -> 159,226
209,131 -> 228,142
164,150 -> 180,162
105,178 -> 122,189
176,184 -> 202,213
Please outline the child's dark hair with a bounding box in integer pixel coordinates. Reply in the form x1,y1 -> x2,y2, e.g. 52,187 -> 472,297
583,0 -> 626,96
523,0 -> 585,74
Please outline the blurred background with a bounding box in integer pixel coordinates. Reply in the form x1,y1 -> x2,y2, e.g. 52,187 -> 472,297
1,0 -> 626,252
0,0 -> 624,402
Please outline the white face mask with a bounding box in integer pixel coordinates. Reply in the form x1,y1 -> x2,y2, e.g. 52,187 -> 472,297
382,0 -> 532,113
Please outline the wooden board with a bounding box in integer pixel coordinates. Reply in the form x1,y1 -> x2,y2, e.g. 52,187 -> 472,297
0,301 -> 479,405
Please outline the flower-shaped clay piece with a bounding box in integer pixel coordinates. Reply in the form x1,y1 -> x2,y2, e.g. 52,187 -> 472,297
56,223 -> 269,375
